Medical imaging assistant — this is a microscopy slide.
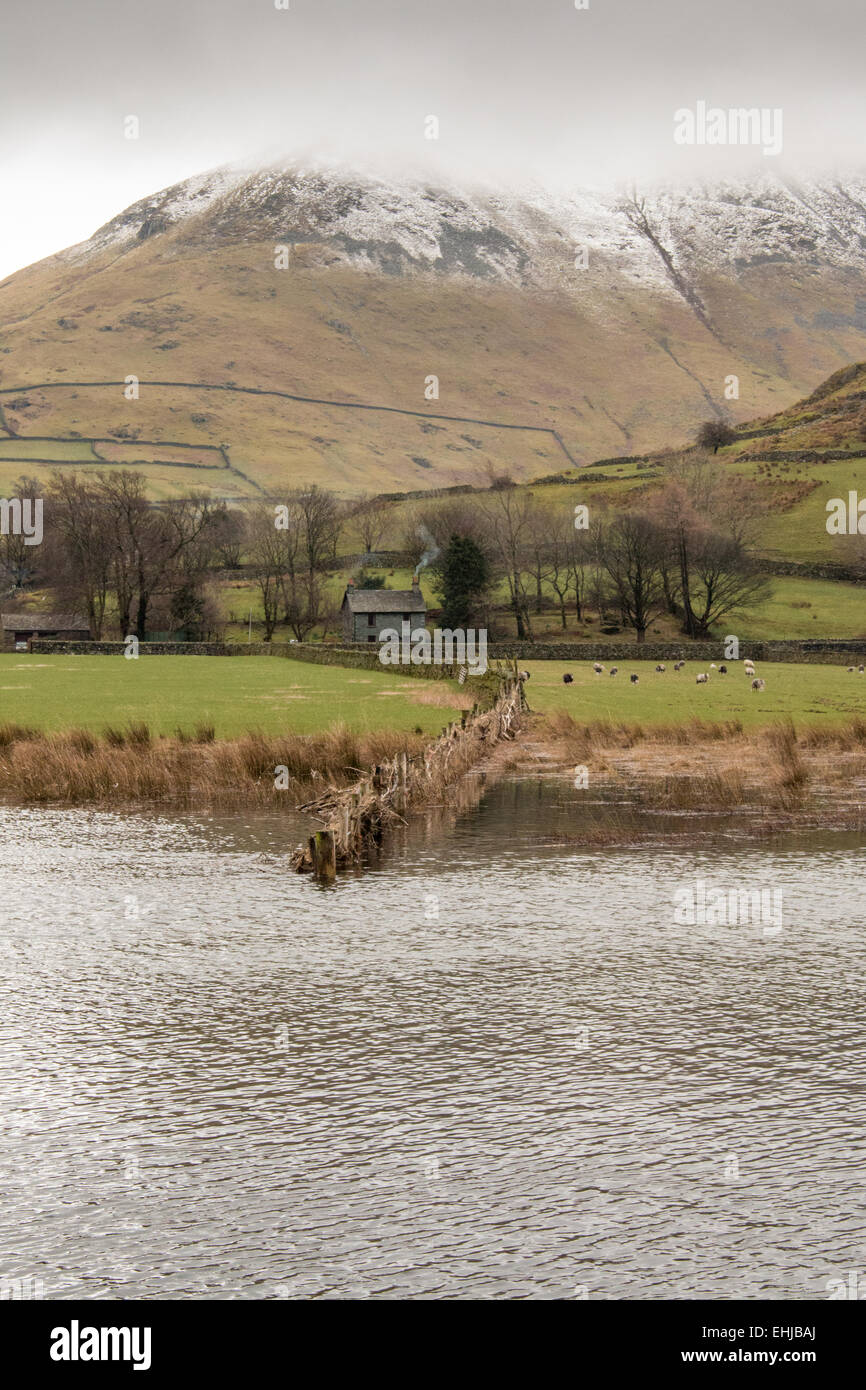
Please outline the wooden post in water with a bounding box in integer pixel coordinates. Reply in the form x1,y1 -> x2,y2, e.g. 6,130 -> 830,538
311,829 -> 337,882
395,751 -> 408,814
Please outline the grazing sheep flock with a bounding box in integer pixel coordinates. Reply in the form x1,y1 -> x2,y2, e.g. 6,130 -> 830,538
554,656 -> 866,706
556,659 -> 774,695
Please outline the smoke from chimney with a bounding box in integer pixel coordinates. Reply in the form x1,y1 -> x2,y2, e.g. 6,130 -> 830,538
413,523 -> 440,577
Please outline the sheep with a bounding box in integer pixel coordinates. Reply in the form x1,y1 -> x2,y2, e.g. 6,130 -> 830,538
751,678 -> 766,691
610,667 -> 618,676
519,670 -> 530,681
719,665 -> 728,674
674,660 -> 685,671
655,664 -> 666,672
696,673 -> 708,684
630,673 -> 639,684
710,663 -> 717,669
860,666 -> 865,675
562,673 -> 574,685
848,666 -> 856,673
593,663 -> 604,674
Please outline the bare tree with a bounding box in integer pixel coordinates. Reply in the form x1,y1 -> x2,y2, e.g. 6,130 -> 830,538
479,487 -> 537,639
209,506 -> 246,569
651,455 -> 767,636
95,471 -> 148,637
46,472 -> 112,636
279,486 -> 341,639
595,511 -> 667,643
353,493 -> 391,556
688,530 -> 771,637
294,485 -> 343,572
93,473 -> 222,638
538,508 -> 586,629
246,503 -> 286,641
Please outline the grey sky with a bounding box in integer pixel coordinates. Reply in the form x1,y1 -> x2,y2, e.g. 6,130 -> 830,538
1,0 -> 864,277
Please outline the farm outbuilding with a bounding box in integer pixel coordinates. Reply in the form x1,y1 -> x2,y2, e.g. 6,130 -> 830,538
1,612 -> 90,651
340,577 -> 427,644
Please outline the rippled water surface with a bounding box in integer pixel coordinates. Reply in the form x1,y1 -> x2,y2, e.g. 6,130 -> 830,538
1,782 -> 864,1300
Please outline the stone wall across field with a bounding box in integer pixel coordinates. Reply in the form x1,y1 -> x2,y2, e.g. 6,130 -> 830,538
31,637 -> 866,667
758,557 -> 865,583
481,640 -> 866,664
29,638 -> 463,681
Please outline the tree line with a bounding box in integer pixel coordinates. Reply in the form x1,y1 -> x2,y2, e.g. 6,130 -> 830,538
406,452 -> 771,642
0,452 -> 796,643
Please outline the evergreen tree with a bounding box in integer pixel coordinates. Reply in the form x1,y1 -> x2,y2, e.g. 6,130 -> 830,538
438,533 -> 489,628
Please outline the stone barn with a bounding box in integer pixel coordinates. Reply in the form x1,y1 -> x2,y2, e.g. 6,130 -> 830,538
1,613 -> 90,651
340,577 -> 426,644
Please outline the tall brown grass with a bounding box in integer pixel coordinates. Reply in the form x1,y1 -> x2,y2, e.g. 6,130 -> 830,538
0,721 -> 429,808
540,710 -> 866,813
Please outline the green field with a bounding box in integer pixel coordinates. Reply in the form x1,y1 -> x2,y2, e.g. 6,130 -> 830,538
737,577 -> 866,640
0,655 -> 464,738
524,659 -> 866,728
727,456 -> 866,562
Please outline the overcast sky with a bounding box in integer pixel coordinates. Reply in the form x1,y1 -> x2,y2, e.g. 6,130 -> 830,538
1,0 -> 864,278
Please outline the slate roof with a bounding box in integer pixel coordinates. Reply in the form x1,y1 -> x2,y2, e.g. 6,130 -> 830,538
342,588 -> 425,613
1,612 -> 90,632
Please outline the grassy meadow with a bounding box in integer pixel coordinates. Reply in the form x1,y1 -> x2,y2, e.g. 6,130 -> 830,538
524,659 -> 866,729
0,654 -> 466,739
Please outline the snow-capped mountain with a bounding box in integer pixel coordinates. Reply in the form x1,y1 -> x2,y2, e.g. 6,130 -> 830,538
78,163 -> 866,293
3,161 -> 866,494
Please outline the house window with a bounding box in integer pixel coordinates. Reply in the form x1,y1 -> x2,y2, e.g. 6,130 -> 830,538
367,613 -> 374,626
367,635 -> 376,643
402,612 -> 410,621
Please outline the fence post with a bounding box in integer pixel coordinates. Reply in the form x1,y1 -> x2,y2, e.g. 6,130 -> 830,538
311,829 -> 337,882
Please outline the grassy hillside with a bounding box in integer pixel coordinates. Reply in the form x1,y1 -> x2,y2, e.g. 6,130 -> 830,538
2,209 -> 866,497
522,362 -> 866,566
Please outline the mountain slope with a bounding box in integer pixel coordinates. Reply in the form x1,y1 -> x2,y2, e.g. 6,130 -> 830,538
2,163 -> 866,497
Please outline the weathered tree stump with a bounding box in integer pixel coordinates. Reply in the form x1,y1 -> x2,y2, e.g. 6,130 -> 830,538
311,829 -> 337,882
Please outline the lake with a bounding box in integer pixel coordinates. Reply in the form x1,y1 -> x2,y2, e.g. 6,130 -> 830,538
1,779 -> 864,1299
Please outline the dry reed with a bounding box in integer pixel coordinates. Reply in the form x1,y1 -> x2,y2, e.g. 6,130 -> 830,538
0,721 -> 429,809
540,710 -> 866,814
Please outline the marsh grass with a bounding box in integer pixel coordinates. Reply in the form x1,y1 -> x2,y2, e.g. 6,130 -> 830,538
0,722 -> 39,747
542,709 -> 866,813
0,721 -> 429,808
